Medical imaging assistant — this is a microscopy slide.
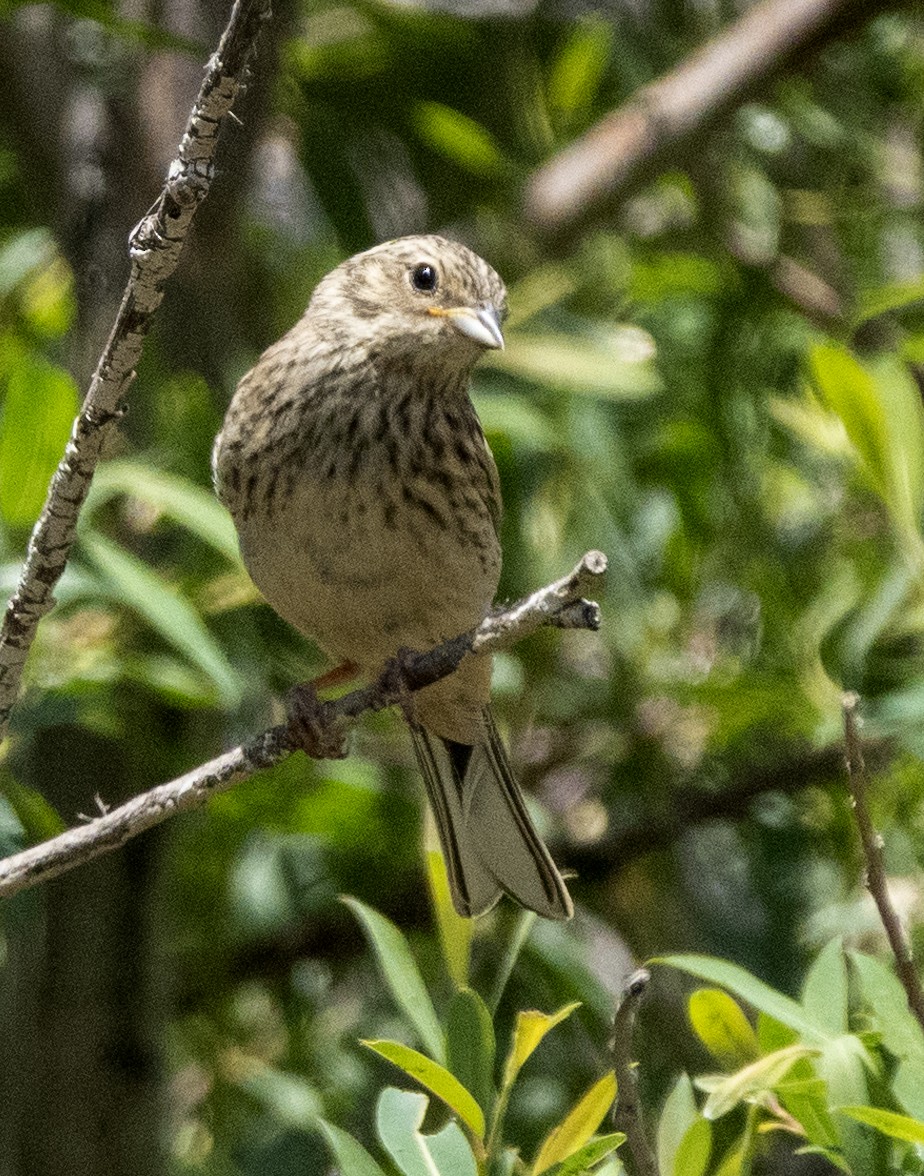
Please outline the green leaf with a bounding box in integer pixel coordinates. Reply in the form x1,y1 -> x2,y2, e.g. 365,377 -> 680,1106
80,532 -> 242,709
344,897 -> 445,1063
547,18 -> 612,120
817,1035 -> 879,1176
776,1077 -> 840,1149
425,846 -> 471,990
86,460 -> 241,563
671,1120 -> 711,1176
0,227 -> 55,297
0,352 -> 78,526
424,1120 -> 479,1176
656,1073 -> 699,1176
837,1105 -> 924,1144
698,1044 -> 817,1119
655,955 -> 829,1042
501,1003 -> 582,1088
531,1072 -> 617,1176
446,988 -> 495,1117
0,770 -> 66,840
808,343 -> 891,501
362,1041 -> 485,1140
855,276 -> 924,326
375,1088 -> 479,1176
486,330 -> 661,401
688,989 -> 760,1068
555,1132 -> 626,1176
801,939 -> 848,1034
412,102 -> 504,176
317,1120 -> 389,1176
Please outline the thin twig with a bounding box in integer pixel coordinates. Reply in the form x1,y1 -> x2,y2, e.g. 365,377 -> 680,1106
524,0 -> 873,237
611,968 -> 656,1176
843,692 -> 924,1034
0,551 -> 606,899
0,0 -> 272,743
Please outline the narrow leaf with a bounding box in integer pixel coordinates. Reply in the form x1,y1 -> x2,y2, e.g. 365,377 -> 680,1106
838,1105 -> 924,1144
656,955 -> 830,1041
81,532 -> 242,708
318,1120 -> 389,1176
344,897 -> 445,1063
531,1071 -> 617,1176
446,988 -> 495,1118
362,1040 -> 485,1140
555,1132 -> 625,1176
425,845 -> 471,990
699,1045 -> 817,1120
501,1003 -> 581,1088
656,1073 -> 698,1176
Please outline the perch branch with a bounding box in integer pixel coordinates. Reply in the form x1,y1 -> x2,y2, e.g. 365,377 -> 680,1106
843,693 -> 924,1034
0,0 -> 272,742
525,0 -> 873,236
612,967 -> 656,1176
0,551 -> 606,899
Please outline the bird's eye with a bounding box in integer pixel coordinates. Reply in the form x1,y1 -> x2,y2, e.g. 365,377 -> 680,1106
411,263 -> 438,293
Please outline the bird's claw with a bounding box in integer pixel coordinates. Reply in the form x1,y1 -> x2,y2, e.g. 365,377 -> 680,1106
380,647 -> 419,727
285,682 -> 349,759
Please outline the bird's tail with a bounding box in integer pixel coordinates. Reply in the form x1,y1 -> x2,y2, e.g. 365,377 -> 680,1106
410,710 -> 573,920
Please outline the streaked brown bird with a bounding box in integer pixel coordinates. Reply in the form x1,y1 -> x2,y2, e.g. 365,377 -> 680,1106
213,234 -> 572,919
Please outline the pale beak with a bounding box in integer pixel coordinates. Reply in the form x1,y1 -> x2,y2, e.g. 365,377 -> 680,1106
428,304 -> 505,350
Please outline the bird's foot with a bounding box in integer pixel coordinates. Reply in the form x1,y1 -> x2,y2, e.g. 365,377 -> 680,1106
285,682 -> 349,760
379,647 -> 419,727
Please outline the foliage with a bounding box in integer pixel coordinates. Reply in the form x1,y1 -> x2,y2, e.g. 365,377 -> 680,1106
2,1 -> 924,1174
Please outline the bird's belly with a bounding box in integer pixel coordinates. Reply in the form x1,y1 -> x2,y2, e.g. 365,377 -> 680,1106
237,478 -> 500,671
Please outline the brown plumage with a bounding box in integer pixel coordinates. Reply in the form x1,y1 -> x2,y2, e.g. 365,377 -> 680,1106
213,235 -> 572,919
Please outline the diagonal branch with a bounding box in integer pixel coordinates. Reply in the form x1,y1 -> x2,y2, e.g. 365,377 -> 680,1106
0,551 -> 607,900
0,0 -> 272,743
524,0 -> 874,237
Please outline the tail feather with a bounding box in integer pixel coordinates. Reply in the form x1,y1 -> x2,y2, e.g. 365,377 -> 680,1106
410,711 -> 573,920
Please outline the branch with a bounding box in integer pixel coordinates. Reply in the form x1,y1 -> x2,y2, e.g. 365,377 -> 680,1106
0,0 -> 272,743
611,968 -> 656,1176
0,552 -> 607,899
842,693 -> 924,1034
524,0 -> 872,237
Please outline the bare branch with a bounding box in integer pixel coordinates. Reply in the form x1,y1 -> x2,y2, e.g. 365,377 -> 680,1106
524,0 -> 872,237
612,968 -> 656,1176
0,0 -> 272,742
843,693 -> 924,1035
0,552 -> 606,899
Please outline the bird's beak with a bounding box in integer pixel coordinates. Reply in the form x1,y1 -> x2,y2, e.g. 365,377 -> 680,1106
428,304 -> 505,350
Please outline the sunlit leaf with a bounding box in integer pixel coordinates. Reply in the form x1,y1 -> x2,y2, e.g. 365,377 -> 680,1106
656,955 -> 829,1041
555,1132 -> 626,1176
344,897 -> 445,1063
362,1041 -> 485,1139
531,1072 -> 617,1176
688,989 -> 760,1068
698,1045 -> 817,1119
837,1105 -> 924,1144
425,844 -> 471,990
0,352 -> 78,526
501,1002 -> 581,1088
657,1073 -> 699,1176
801,938 -> 848,1035
412,102 -> 504,176
487,330 -> 661,400
547,19 -> 612,121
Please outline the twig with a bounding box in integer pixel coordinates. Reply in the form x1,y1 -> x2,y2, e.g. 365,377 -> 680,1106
0,0 -> 272,743
524,0 -> 872,236
611,968 -> 656,1176
0,552 -> 606,899
843,692 -> 924,1034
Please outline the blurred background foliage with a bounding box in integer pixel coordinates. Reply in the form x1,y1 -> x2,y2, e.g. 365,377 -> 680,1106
2,0 -> 924,1173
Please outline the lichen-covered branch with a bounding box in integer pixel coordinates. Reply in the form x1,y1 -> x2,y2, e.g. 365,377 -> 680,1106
0,551 -> 606,899
0,0 -> 272,741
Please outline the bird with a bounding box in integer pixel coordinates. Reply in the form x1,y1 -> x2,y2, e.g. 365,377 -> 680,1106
213,234 -> 572,920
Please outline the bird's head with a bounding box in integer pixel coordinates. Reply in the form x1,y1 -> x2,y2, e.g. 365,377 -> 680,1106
310,235 -> 507,375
